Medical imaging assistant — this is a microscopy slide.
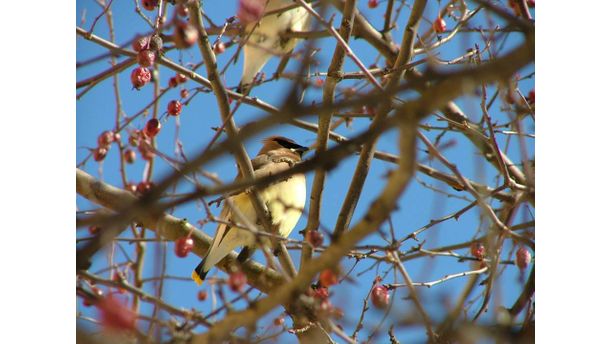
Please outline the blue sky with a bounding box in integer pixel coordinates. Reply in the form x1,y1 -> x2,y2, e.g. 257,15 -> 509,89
77,1 -> 535,342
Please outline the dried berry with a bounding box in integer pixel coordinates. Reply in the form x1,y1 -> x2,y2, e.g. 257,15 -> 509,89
137,49 -> 156,67
173,21 -> 198,49
131,67 -> 152,89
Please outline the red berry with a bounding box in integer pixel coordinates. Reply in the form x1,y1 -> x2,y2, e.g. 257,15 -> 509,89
168,77 -> 179,88
313,286 -> 329,300
306,230 -> 324,248
132,36 -> 149,52
92,286 -> 104,297
237,0 -> 265,24
319,269 -> 338,288
144,118 -> 161,138
515,247 -> 532,270
371,285 -> 389,309
197,290 -> 208,301
97,295 -> 136,331
228,271 -> 247,292
123,149 -> 136,163
273,316 -> 285,326
368,0 -> 379,8
176,73 -> 188,84
98,130 -> 115,147
113,272 -> 127,294
141,0 -> 158,11
315,78 -> 324,88
180,89 -> 189,98
176,4 -> 189,17
138,139 -> 155,160
136,181 -> 152,194
131,67 -> 152,89
528,89 -> 535,104
173,21 -> 198,49
125,183 -> 137,193
88,226 -> 101,235
174,237 -> 194,258
93,147 -> 108,161
527,0 -> 535,8
114,132 -> 121,142
470,242 -> 485,260
167,100 -> 182,116
128,130 -> 141,147
508,0 -> 521,16
214,41 -> 226,54
84,286 -> 103,307
137,49 -> 156,67
433,17 -> 446,33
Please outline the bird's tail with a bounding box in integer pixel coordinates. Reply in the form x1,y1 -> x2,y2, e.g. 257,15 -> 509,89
191,259 -> 209,286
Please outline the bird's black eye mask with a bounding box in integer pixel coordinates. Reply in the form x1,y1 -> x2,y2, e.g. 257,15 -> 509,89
274,138 -> 308,153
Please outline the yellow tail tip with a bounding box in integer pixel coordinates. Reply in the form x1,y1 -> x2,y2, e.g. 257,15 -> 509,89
191,271 -> 203,286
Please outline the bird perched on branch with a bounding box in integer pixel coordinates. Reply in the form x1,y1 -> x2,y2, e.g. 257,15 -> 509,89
192,136 -> 308,285
237,0 -> 310,93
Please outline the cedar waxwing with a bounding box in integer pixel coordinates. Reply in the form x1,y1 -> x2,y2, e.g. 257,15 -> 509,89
192,136 -> 308,285
238,0 -> 310,93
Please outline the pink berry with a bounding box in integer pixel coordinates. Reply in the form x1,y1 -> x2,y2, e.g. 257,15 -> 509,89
97,295 -> 136,331
237,0 -> 265,25
371,285 -> 389,309
515,247 -> 532,270
470,242 -> 485,260
306,230 -> 324,248
174,237 -> 194,258
228,271 -> 247,292
214,41 -> 226,54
